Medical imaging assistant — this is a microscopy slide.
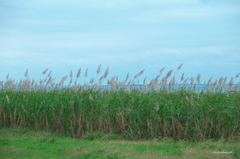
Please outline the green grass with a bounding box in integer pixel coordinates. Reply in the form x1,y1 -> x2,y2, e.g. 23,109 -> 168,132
0,65 -> 240,141
1,65 -> 240,142
0,128 -> 239,159
1,88 -> 239,141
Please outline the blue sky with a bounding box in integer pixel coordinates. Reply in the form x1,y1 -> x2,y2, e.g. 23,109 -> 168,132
1,0 -> 240,85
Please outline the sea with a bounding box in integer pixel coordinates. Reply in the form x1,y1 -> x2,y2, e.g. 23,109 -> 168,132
1,84 -> 238,93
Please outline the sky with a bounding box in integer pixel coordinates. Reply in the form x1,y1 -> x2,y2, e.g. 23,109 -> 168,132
1,0 -> 240,85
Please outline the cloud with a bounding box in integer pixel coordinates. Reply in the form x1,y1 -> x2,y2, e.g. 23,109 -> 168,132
0,32 -> 135,52
0,0 -> 239,83
0,0 -> 197,9
3,0 -> 237,12
126,6 -> 240,25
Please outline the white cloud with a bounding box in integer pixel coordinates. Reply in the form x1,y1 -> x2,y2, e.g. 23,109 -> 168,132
126,6 -> 240,25
0,0 -> 240,83
4,0 -> 237,12
2,0 -> 198,9
0,32 -> 135,52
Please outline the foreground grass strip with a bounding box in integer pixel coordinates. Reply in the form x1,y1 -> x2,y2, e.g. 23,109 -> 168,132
0,128 -> 239,159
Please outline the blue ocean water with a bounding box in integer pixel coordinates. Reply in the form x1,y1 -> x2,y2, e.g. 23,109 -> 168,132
103,84 -> 238,93
2,84 -> 238,93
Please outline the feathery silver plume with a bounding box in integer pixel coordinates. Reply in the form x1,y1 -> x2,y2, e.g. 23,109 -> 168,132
63,75 -> 68,83
143,77 -> 147,85
68,78 -> 72,86
31,79 -> 35,85
207,77 -> 213,86
228,77 -> 234,89
235,73 -> 240,78
159,67 -> 166,74
190,95 -> 194,105
77,68 -> 81,78
84,68 -> 88,78
155,74 -> 161,81
181,73 -> 184,82
47,71 -> 52,77
197,92 -> 200,101
6,73 -> 9,80
104,67 -> 109,78
51,78 -> 56,83
74,79 -> 77,86
44,76 -> 48,82
134,74 -> 138,79
233,82 -> 240,91
196,73 -> 201,85
46,76 -> 52,85
218,76 -> 223,85
165,70 -> 173,80
97,64 -> 101,75
24,69 -> 28,77
6,95 -> 9,103
89,94 -> 93,102
223,76 -> 227,85
190,77 -> 194,87
216,76 -> 224,90
186,96 -> 189,102
177,63 -> 183,70
213,79 -> 217,87
42,68 -> 48,75
125,72 -> 129,82
99,76 -> 104,85
89,78 -> 94,84
181,78 -> 189,86
70,70 -> 73,79
138,69 -> 145,77
134,69 -> 145,79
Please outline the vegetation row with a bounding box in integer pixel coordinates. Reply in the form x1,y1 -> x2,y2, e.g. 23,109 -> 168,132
0,64 -> 240,141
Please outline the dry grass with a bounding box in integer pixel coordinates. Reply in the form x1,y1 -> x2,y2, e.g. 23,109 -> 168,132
0,64 -> 240,142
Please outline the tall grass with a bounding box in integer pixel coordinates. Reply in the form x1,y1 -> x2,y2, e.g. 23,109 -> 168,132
0,64 -> 240,141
